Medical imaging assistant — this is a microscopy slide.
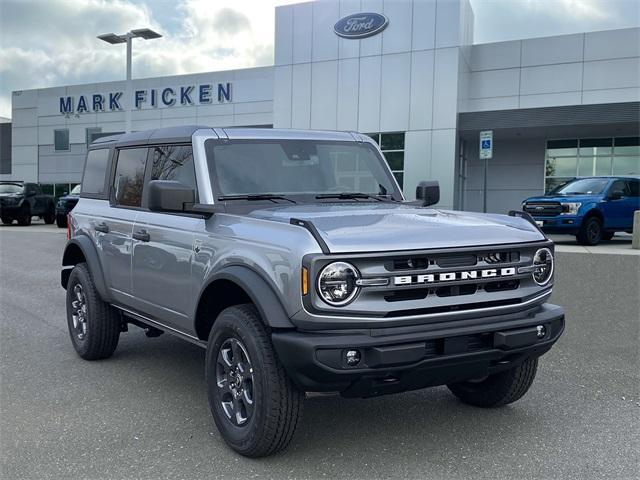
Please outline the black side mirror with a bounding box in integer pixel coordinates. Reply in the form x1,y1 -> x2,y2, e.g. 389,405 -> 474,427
147,180 -> 195,212
416,180 -> 440,207
608,190 -> 624,200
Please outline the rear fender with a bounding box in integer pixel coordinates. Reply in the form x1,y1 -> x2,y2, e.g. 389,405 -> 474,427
61,234 -> 110,302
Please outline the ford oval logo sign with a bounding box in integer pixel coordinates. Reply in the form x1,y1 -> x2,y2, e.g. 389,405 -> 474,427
334,12 -> 388,39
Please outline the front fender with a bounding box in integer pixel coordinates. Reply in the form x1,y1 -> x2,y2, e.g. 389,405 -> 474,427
198,265 -> 295,329
61,234 -> 111,302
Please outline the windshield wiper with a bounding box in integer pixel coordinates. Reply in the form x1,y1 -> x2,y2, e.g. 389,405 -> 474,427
218,194 -> 296,204
315,192 -> 397,202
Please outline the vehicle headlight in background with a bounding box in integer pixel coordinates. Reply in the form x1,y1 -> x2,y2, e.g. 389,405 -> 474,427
560,202 -> 581,215
57,200 -> 66,207
317,261 -> 360,306
532,248 -> 554,286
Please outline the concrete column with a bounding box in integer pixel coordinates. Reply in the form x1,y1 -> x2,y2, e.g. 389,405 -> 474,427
633,211 -> 640,250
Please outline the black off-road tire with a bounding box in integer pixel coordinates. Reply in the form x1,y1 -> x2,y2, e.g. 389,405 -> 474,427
56,214 -> 67,228
1,217 -> 12,225
205,304 -> 304,457
576,215 -> 602,245
43,206 -> 56,224
17,206 -> 31,226
66,263 -> 120,360
447,357 -> 538,408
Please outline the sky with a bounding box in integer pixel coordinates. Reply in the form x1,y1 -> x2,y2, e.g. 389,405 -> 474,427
0,0 -> 639,118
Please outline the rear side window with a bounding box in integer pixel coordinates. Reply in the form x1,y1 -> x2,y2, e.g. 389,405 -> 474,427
82,149 -> 110,197
628,179 -> 639,197
113,148 -> 148,207
150,145 -> 198,196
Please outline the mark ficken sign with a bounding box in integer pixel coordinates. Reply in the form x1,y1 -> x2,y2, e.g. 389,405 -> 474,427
59,82 -> 232,115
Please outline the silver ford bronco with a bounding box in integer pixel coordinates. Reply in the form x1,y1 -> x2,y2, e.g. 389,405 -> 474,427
61,126 -> 564,457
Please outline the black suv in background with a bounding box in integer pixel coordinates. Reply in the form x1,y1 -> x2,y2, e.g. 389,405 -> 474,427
0,182 -> 56,226
55,184 -> 81,228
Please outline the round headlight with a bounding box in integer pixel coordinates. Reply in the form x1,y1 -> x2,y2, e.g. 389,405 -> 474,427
317,262 -> 360,306
532,248 -> 554,286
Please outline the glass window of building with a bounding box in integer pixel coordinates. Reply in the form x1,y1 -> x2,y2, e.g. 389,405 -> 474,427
544,137 -> 640,192
54,129 -> 70,151
366,132 -> 405,188
85,127 -> 102,146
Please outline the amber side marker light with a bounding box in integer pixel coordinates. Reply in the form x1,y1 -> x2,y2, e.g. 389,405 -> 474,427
302,267 -> 309,295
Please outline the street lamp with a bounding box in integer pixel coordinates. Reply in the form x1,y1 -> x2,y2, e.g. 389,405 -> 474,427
97,28 -> 162,133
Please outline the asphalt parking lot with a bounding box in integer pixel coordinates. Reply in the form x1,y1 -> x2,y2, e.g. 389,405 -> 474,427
1,222 -> 638,479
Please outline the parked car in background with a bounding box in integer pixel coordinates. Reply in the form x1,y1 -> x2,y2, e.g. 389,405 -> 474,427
0,181 -> 56,226
55,184 -> 81,228
522,176 -> 640,245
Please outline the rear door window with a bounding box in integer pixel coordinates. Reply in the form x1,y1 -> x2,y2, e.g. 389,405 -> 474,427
82,149 -> 110,197
113,148 -> 149,207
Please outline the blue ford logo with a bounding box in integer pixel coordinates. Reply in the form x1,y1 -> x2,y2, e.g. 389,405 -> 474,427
334,12 -> 388,39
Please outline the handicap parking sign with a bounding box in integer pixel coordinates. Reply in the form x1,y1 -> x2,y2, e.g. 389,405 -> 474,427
479,131 -> 493,159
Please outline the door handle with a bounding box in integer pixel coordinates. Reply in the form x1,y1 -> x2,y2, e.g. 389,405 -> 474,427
94,222 -> 109,233
133,229 -> 150,242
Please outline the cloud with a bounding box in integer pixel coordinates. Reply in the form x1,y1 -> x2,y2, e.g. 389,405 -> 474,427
471,0 -> 639,43
1,0 -> 639,117
0,0 -> 300,117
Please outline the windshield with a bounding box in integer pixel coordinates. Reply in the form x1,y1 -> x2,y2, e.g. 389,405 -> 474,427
205,139 -> 401,200
0,184 -> 23,194
70,185 -> 81,195
552,178 -> 609,195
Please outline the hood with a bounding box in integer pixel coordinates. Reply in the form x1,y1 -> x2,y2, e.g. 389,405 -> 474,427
525,194 -> 602,203
249,203 -> 545,253
0,192 -> 22,198
59,194 -> 80,202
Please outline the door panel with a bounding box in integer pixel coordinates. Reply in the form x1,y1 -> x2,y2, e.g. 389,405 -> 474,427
130,211 -> 201,332
602,180 -> 638,229
96,208 -> 138,305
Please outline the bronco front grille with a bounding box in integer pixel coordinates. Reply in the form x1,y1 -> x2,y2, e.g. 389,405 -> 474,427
304,241 -> 553,318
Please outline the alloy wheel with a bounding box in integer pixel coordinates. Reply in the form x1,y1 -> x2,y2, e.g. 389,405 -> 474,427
70,284 -> 88,340
216,338 -> 255,426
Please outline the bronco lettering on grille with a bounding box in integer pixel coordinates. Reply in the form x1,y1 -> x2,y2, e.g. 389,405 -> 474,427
393,267 -> 516,286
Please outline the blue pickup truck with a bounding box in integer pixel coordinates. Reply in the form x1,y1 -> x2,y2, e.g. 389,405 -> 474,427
522,176 -> 639,245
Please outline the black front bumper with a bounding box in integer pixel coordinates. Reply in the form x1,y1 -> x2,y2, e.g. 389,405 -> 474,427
0,204 -> 22,216
272,303 -> 564,397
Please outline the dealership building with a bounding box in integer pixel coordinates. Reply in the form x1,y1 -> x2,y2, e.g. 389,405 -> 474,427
3,0 -> 639,212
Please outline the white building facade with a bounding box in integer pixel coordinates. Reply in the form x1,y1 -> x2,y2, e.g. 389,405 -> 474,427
5,0 -> 640,212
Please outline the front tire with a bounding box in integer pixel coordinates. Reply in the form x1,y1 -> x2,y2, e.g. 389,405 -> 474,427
43,207 -> 56,224
447,357 -> 538,408
576,215 -> 603,245
205,304 -> 304,457
16,205 -> 31,226
66,263 -> 121,360
56,214 -> 68,228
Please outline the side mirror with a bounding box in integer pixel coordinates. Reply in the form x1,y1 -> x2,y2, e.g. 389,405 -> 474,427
416,180 -> 440,207
608,190 -> 624,201
147,180 -> 195,212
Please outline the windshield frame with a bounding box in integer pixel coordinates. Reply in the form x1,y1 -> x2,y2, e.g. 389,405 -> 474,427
0,183 -> 24,194
551,177 -> 611,196
204,138 -> 404,203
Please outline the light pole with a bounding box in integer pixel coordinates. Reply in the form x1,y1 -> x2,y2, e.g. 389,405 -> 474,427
97,28 -> 162,133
